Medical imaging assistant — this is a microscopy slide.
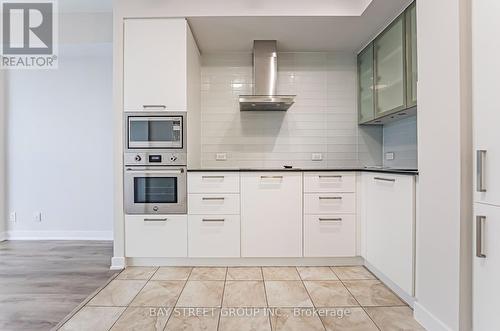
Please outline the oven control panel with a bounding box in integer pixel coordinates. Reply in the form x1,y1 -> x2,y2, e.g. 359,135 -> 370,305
124,152 -> 186,166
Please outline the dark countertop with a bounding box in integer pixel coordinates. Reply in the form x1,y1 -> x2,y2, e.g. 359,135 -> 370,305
187,167 -> 419,175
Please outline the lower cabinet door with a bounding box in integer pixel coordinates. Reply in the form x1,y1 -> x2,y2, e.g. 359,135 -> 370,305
304,214 -> 356,257
473,203 -> 500,331
188,215 -> 240,257
125,215 -> 187,257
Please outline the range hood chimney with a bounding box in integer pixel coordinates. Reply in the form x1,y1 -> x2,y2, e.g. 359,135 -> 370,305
239,40 -> 296,111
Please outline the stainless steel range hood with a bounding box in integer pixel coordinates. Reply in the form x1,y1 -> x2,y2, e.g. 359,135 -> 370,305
239,40 -> 296,111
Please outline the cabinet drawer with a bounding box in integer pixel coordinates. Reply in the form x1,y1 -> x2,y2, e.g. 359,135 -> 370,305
188,172 -> 240,193
188,194 -> 240,214
304,193 -> 356,214
125,215 -> 187,257
188,215 -> 240,257
304,172 -> 356,193
304,214 -> 356,257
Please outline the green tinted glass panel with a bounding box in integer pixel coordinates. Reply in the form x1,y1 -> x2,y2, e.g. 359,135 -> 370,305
407,3 -> 417,106
358,44 -> 374,123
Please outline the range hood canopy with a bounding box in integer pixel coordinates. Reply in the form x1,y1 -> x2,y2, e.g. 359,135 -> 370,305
239,40 -> 296,111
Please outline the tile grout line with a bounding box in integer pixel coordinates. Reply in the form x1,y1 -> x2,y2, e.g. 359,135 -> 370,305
216,267 -> 228,331
106,267 -> 159,331
162,266 -> 194,331
330,266 -> 382,331
297,266 -> 327,331
260,267 -> 273,331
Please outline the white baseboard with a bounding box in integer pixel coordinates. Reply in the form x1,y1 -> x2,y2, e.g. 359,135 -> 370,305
111,256 -> 126,270
127,256 -> 364,267
0,231 -> 6,242
414,302 -> 453,331
364,261 -> 415,307
6,231 -> 113,241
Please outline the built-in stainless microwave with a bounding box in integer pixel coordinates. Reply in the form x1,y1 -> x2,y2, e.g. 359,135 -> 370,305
125,112 -> 186,153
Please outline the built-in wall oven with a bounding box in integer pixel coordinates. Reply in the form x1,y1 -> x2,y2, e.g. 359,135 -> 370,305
124,163 -> 186,214
124,111 -> 188,215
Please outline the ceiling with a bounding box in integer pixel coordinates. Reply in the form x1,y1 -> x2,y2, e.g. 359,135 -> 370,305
188,0 -> 412,53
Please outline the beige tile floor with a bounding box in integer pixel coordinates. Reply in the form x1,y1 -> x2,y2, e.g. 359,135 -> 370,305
57,266 -> 426,331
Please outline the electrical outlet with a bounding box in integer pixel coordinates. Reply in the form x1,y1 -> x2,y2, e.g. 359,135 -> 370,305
215,153 -> 227,161
9,212 -> 16,223
312,153 -> 323,161
34,212 -> 42,222
385,152 -> 395,161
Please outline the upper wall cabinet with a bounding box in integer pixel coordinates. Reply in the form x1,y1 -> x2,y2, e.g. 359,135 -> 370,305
358,2 -> 417,125
124,18 -> 189,111
406,2 -> 417,107
374,15 -> 406,116
358,43 -> 375,124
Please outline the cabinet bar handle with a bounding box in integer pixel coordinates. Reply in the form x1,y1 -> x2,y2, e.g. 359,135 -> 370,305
202,175 -> 225,179
374,177 -> 396,182
202,197 -> 225,201
477,150 -> 487,192
319,218 -> 342,222
260,176 -> 283,179
476,215 -> 486,258
202,218 -> 225,222
319,196 -> 342,200
319,175 -> 342,179
144,218 -> 168,222
142,105 -> 166,109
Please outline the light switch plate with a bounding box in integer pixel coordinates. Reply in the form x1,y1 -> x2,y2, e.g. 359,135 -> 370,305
312,153 -> 323,161
385,152 -> 395,161
215,153 -> 227,161
9,212 -> 16,223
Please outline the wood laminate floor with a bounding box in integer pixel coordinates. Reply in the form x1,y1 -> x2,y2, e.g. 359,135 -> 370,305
0,240 -> 117,331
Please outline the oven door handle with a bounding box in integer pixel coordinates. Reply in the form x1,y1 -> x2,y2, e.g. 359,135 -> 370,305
125,168 -> 184,174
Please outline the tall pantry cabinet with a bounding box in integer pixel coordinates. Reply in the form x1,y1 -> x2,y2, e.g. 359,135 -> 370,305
472,0 -> 500,329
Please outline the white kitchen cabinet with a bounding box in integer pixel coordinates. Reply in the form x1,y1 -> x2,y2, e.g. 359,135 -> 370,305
473,203 -> 500,331
125,215 -> 187,257
188,172 -> 240,193
188,215 -> 240,258
304,193 -> 356,215
303,172 -> 356,193
304,215 -> 356,257
362,173 -> 415,296
241,172 -> 303,257
472,0 -> 500,207
124,18 -> 198,112
188,193 -> 240,215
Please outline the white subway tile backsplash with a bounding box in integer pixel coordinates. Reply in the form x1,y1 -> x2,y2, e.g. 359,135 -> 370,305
200,52 -> 383,168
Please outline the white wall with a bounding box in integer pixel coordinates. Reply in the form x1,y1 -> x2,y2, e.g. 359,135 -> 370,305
200,52 -> 382,168
0,71 -> 5,241
5,13 -> 114,240
415,0 -> 472,330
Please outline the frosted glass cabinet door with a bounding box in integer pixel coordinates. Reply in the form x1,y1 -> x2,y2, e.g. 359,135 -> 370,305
374,15 -> 406,116
358,44 -> 375,123
406,3 -> 417,107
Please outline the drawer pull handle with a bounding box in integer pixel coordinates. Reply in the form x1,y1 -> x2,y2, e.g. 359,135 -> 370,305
374,177 -> 396,182
142,105 -> 166,109
319,196 -> 342,200
202,218 -> 225,222
319,218 -> 342,222
202,175 -> 225,179
144,218 -> 168,222
260,175 -> 283,179
319,175 -> 342,179
202,197 -> 225,201
476,150 -> 487,192
476,215 -> 486,258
